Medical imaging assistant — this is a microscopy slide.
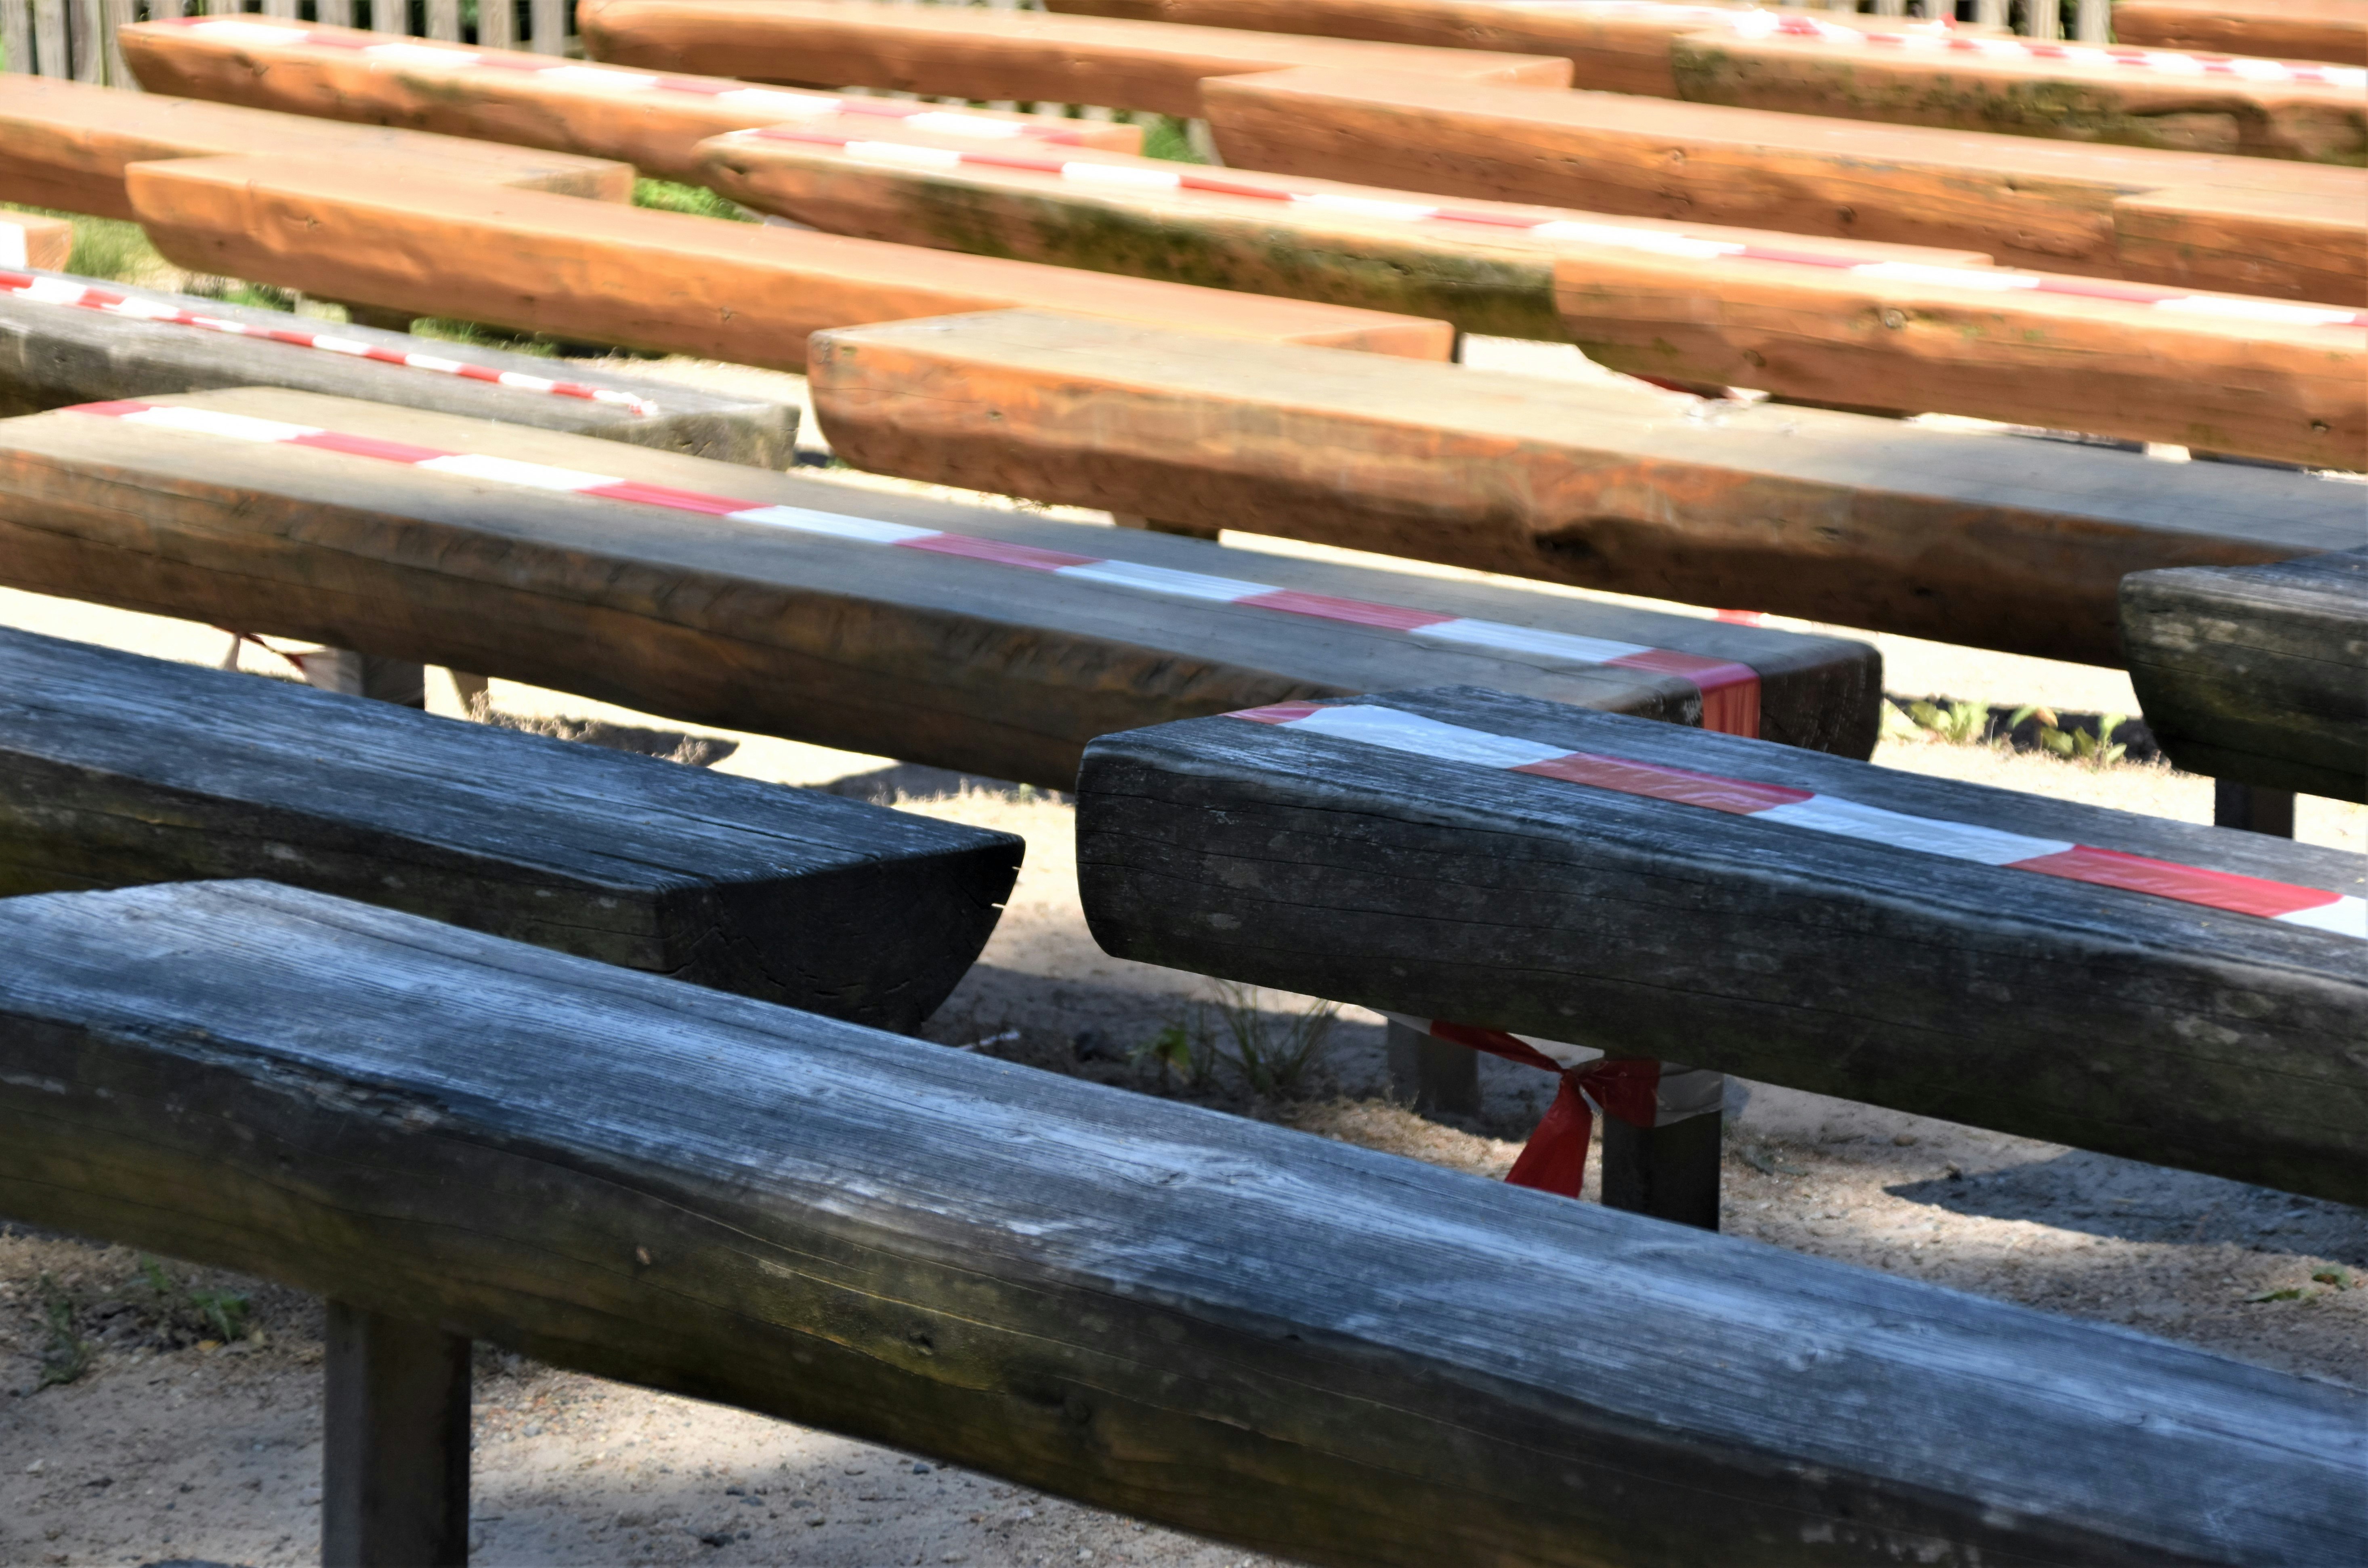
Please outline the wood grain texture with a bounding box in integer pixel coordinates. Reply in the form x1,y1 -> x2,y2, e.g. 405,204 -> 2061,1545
122,155 -> 1451,367
0,72 -> 631,223
0,388 -> 1882,781
1549,250 -> 2365,469
2122,547 -> 2368,802
1077,687 -> 2368,1204
0,270 -> 798,467
2,877 -> 2361,1566
577,0 -> 1570,121
0,626 -> 1019,1029
114,16 -> 1143,184
2114,0 -> 2367,68
807,311 -> 2364,665
692,132 -> 1988,348
1201,67 -> 2368,304
1,213 -> 72,271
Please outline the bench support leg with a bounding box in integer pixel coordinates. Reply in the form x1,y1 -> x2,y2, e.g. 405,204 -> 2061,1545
323,1300 -> 472,1568
1599,1068 -> 1726,1232
2215,781 -> 2295,839
296,650 -> 428,709
1111,512 -> 1221,542
1386,1019 -> 1480,1116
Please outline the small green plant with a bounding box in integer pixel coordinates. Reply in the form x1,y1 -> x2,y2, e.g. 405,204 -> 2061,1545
1138,115 -> 1209,165
1138,1010 -> 1221,1090
632,178 -> 758,222
141,1256 -> 252,1345
2007,706 -> 2130,769
35,1273 -> 92,1389
1906,697 -> 1989,746
1208,981 -> 1337,1098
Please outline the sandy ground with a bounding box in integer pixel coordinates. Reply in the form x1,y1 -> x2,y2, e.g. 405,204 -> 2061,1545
2,353 -> 2364,1567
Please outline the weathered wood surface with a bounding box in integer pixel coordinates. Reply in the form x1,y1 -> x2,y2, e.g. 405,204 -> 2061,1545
322,1302 -> 471,1568
1201,67 -> 2368,304
0,626 -> 1019,1029
699,133 -> 2364,464
122,154 -> 1450,367
1076,686 -> 2368,1203
2116,0 -> 2368,67
3,878 -> 2362,1566
115,15 -> 1144,186
0,269 -> 798,465
807,311 -> 2365,665
2122,547 -> 2368,802
1051,0 -> 2364,164
0,388 -> 1883,781
0,73 -> 632,222
579,0 -> 1570,121
0,213 -> 71,272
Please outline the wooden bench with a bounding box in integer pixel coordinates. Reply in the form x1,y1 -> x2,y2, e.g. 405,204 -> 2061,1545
1201,66 -> 2368,305
1076,685 -> 2368,1204
2117,0 -> 2367,67
578,0 -> 1571,121
1052,0 -> 2366,163
0,212 -> 70,272
0,626 -> 1018,1029
115,14 -> 1145,189
119,152 -> 1449,367
806,311 -> 2366,665
701,130 -> 2364,463
3,877 -> 2359,1565
0,267 -> 798,467
0,71 -> 632,222
2122,547 -> 2368,812
0,388 -> 1884,788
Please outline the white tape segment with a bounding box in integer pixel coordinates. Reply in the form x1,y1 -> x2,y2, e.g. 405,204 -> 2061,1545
62,401 -> 1768,736
1233,702 -> 2367,941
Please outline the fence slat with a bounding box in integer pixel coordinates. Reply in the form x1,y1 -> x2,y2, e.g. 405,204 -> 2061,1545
4,0 -> 34,75
530,0 -> 563,54
98,0 -> 128,85
261,0 -> 299,20
68,0 -> 98,80
480,0 -> 514,50
318,0 -> 353,27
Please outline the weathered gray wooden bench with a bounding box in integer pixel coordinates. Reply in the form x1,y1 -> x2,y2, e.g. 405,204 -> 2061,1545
0,267 -> 798,467
2123,547 -> 2368,836
1076,686 -> 2368,1207
0,625 -> 1018,1031
0,388 -> 1885,788
808,312 -> 2368,666
2,878 -> 2359,1566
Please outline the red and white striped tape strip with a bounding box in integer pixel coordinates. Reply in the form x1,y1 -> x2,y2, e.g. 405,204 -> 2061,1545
61,400 -> 1764,734
751,130 -> 2368,331
164,17 -> 1108,145
3,272 -> 659,419
1507,3 -> 2368,90
1232,701 -> 2367,939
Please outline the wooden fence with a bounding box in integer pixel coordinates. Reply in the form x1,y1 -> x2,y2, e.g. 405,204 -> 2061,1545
0,1 -> 2126,91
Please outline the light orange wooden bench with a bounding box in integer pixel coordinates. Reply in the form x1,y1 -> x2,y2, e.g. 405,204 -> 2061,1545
695,130 -> 2362,463
116,14 -> 1144,187
124,153 -> 1449,367
577,0 -> 1571,120
1050,0 -> 2363,164
0,72 -> 631,222
804,310 -> 2368,665
2116,0 -> 2367,67
1202,66 -> 2368,305
0,213 -> 71,273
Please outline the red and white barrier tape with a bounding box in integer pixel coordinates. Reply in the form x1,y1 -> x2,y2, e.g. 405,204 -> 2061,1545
1232,701 -> 2368,939
1387,1015 -> 1724,1199
751,130 -> 2368,331
163,17 -> 1108,145
3,272 -> 660,419
60,400 -> 1764,734
1506,3 -> 2367,90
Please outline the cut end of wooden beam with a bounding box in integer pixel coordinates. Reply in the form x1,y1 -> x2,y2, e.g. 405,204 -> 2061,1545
0,214 -> 71,272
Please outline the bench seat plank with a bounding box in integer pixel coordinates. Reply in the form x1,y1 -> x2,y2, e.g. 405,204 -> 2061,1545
0,72 -> 631,222
0,268 -> 798,467
578,0 -> 1572,121
1076,685 -> 2368,1202
2116,0 -> 2367,68
117,15 -> 1145,187
123,154 -> 1451,367
807,311 -> 2365,665
701,132 -> 2363,463
1,877 -> 2360,1565
0,388 -> 1883,786
1201,67 -> 2368,304
0,628 -> 1017,1029
2122,547 -> 2368,801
